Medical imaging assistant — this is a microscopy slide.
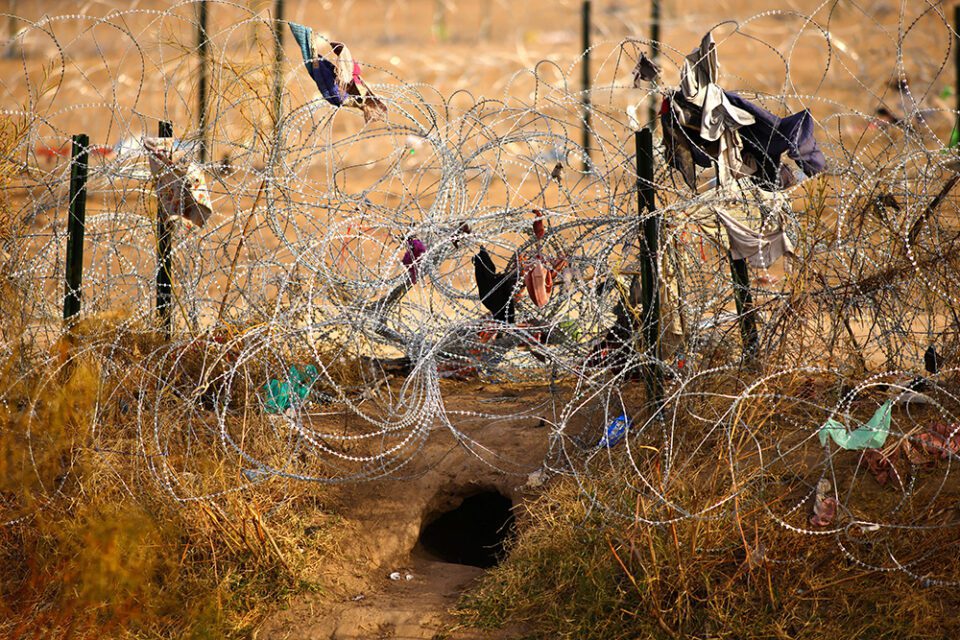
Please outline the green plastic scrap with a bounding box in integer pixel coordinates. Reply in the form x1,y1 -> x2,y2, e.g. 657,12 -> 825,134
558,319 -> 581,342
818,400 -> 893,450
262,364 -> 319,414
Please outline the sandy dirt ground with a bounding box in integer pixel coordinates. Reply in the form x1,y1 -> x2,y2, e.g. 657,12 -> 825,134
259,379 -> 561,639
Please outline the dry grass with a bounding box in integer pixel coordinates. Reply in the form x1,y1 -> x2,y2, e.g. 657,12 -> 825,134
459,467 -> 960,639
457,372 -> 960,639
0,335 -> 350,639
0,117 -> 350,639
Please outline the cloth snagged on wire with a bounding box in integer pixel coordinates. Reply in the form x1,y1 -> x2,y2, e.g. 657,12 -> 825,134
532,212 -> 546,239
524,262 -> 552,307
473,247 -> 517,323
818,400 -> 893,450
716,207 -> 794,267
667,32 -> 751,186
925,344 -> 941,374
662,93 -> 825,191
402,238 -> 426,284
684,186 -> 794,268
660,31 -> 825,191
143,137 -> 213,227
632,52 -> 661,86
725,91 -> 825,187
289,22 -> 387,123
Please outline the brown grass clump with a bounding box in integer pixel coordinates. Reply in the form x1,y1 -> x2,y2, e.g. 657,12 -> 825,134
458,399 -> 960,640
0,116 -> 349,638
459,468 -> 960,639
0,335 -> 350,638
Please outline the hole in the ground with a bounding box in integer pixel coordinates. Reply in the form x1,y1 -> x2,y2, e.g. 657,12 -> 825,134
417,490 -> 515,569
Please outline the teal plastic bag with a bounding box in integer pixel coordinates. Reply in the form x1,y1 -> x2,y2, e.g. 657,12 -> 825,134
818,400 -> 893,450
262,365 -> 319,414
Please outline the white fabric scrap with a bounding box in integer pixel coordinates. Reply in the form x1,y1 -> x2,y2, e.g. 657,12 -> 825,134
143,137 -> 213,227
675,31 -> 757,185
685,185 -> 794,268
716,207 -> 794,268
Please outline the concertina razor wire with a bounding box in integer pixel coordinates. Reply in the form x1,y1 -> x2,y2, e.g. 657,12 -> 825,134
3,0 -> 960,584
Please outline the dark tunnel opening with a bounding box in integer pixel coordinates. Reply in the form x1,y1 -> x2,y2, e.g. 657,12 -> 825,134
416,490 -> 515,569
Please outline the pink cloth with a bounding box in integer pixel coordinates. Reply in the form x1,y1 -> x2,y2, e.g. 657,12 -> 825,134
402,238 -> 426,283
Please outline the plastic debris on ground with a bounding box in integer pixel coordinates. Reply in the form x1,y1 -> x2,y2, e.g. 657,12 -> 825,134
865,421 -> 960,487
597,413 -> 632,448
262,364 -> 319,414
818,400 -> 892,450
810,478 -> 837,527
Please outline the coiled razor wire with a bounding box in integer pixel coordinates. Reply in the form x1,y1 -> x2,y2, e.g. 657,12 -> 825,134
3,0 -> 960,584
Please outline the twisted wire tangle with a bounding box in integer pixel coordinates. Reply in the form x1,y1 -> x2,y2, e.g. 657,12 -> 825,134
3,0 -> 960,585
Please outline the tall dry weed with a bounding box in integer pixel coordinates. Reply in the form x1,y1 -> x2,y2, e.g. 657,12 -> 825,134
0,115 -> 344,639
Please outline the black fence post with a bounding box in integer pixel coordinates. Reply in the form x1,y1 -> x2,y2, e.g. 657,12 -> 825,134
581,0 -> 592,171
729,254 -> 759,357
950,4 -> 960,144
63,134 -> 89,323
479,0 -> 492,42
272,0 -> 284,134
636,127 -> 663,408
197,0 -> 209,163
157,121 -> 173,336
647,0 -> 661,123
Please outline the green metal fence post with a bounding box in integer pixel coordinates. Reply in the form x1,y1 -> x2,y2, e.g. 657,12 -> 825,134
581,0 -> 592,171
197,0 -> 210,163
729,254 -> 759,357
636,127 -> 663,407
157,121 -> 174,336
63,134 -> 89,323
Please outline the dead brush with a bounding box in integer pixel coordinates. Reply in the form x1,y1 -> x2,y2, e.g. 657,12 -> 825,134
0,305 -> 349,638
459,463 -> 960,639
195,496 -> 292,575
0,115 -> 33,359
458,370 -> 960,639
0,360 -> 345,639
63,314 -> 359,419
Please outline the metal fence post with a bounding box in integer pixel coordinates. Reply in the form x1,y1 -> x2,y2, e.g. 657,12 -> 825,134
197,0 -> 209,163
581,0 -> 592,171
647,0 -> 661,123
729,254 -> 759,357
272,0 -> 284,133
157,121 -> 174,336
63,134 -> 89,323
636,127 -> 663,407
947,6 -> 960,147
